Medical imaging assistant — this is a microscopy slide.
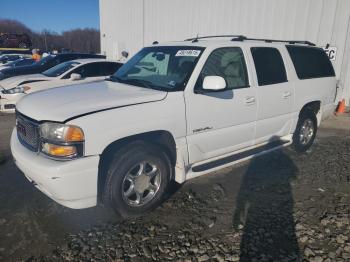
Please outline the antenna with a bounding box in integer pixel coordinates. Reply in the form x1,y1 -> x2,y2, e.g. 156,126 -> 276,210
191,34 -> 199,43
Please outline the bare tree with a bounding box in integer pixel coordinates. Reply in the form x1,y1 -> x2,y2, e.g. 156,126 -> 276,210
0,19 -> 100,53
61,28 -> 100,53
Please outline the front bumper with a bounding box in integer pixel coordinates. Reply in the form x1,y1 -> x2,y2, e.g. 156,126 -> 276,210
11,129 -> 100,209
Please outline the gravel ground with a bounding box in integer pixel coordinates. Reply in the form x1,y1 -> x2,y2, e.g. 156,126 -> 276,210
0,113 -> 349,262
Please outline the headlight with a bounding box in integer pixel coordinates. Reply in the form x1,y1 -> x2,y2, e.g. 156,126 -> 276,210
39,122 -> 85,159
2,86 -> 31,94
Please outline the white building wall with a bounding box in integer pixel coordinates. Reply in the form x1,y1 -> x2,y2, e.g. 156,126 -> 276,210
100,0 -> 350,104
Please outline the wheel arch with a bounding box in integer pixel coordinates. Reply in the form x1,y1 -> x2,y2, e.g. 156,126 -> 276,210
299,100 -> 321,125
97,130 -> 177,202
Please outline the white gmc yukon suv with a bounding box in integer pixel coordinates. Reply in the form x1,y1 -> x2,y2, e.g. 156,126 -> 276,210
11,36 -> 337,217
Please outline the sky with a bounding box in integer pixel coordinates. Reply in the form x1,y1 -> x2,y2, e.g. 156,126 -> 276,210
0,0 -> 99,33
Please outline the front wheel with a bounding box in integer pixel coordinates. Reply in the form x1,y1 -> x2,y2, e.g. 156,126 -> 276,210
292,110 -> 317,152
103,141 -> 171,218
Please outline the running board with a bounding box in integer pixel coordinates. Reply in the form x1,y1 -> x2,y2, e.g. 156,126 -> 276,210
192,140 -> 290,173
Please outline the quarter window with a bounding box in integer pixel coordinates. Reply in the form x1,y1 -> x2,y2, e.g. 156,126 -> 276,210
197,47 -> 249,90
286,45 -> 335,79
251,47 -> 287,86
64,62 -> 122,79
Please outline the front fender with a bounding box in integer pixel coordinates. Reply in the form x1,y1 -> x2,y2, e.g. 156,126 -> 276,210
67,92 -> 187,157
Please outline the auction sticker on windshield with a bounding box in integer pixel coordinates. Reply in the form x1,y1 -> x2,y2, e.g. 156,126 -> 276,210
175,50 -> 201,57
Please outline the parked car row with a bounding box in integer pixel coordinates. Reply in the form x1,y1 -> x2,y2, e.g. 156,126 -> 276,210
0,50 -> 123,112
0,52 -> 106,80
0,49 -> 32,65
0,58 -> 35,70
0,59 -> 121,112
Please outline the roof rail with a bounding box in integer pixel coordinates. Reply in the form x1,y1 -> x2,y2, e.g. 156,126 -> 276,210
185,35 -> 316,46
239,37 -> 316,46
185,35 -> 246,43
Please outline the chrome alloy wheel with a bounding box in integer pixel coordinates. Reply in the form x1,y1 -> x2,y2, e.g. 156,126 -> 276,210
121,161 -> 161,206
299,119 -> 314,145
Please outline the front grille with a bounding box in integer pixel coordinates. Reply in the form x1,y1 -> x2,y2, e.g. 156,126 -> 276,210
4,104 -> 15,109
16,113 -> 40,152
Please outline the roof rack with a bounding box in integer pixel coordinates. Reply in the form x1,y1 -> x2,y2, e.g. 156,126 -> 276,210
185,35 -> 316,46
185,35 -> 246,43
237,36 -> 316,46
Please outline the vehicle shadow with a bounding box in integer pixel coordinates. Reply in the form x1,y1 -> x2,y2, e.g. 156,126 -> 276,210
232,138 -> 301,261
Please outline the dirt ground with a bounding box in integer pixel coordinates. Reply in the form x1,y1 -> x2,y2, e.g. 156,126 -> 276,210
0,112 -> 349,262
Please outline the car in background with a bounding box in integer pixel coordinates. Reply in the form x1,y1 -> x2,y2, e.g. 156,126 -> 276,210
0,54 -> 32,66
0,53 -> 106,80
0,49 -> 32,56
0,33 -> 32,48
0,58 -> 35,70
0,59 -> 122,112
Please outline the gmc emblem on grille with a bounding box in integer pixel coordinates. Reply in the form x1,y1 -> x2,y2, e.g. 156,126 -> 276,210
17,123 -> 26,136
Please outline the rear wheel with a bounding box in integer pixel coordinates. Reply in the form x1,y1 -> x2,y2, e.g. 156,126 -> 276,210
292,110 -> 317,152
103,141 -> 171,218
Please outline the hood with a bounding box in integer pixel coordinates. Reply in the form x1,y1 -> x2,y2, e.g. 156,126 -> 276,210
0,74 -> 49,90
16,80 -> 167,122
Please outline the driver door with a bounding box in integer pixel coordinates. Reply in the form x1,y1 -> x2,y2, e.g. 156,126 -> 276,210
185,47 -> 257,164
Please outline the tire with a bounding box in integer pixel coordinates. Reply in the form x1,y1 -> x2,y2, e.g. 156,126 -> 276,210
292,109 -> 317,153
103,141 -> 171,218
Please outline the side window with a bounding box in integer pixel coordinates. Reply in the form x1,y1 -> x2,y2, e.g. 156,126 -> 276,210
251,47 -> 287,86
99,62 -> 122,76
66,63 -> 97,78
197,47 -> 249,90
286,45 -> 335,79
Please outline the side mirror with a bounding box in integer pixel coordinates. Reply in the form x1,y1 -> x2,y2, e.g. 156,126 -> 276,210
202,76 -> 226,92
70,73 -> 82,81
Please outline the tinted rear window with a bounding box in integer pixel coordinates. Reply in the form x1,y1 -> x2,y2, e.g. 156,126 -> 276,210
251,47 -> 287,86
286,46 -> 335,79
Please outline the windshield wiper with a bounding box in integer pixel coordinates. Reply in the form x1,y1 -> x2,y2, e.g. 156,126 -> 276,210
106,76 -> 166,92
123,78 -> 154,89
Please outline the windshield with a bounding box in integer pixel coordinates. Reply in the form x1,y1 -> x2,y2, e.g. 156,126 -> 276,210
42,61 -> 80,77
110,46 -> 204,91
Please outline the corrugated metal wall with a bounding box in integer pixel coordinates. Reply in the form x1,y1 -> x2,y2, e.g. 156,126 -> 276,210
100,0 -> 350,104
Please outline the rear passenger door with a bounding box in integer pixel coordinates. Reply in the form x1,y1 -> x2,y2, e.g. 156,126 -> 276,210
251,47 -> 293,144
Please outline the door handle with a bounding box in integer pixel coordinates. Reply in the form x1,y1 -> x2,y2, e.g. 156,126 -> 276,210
282,92 -> 292,98
245,96 -> 256,105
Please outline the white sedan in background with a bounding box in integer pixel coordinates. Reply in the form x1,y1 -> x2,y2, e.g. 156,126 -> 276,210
0,59 -> 122,112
